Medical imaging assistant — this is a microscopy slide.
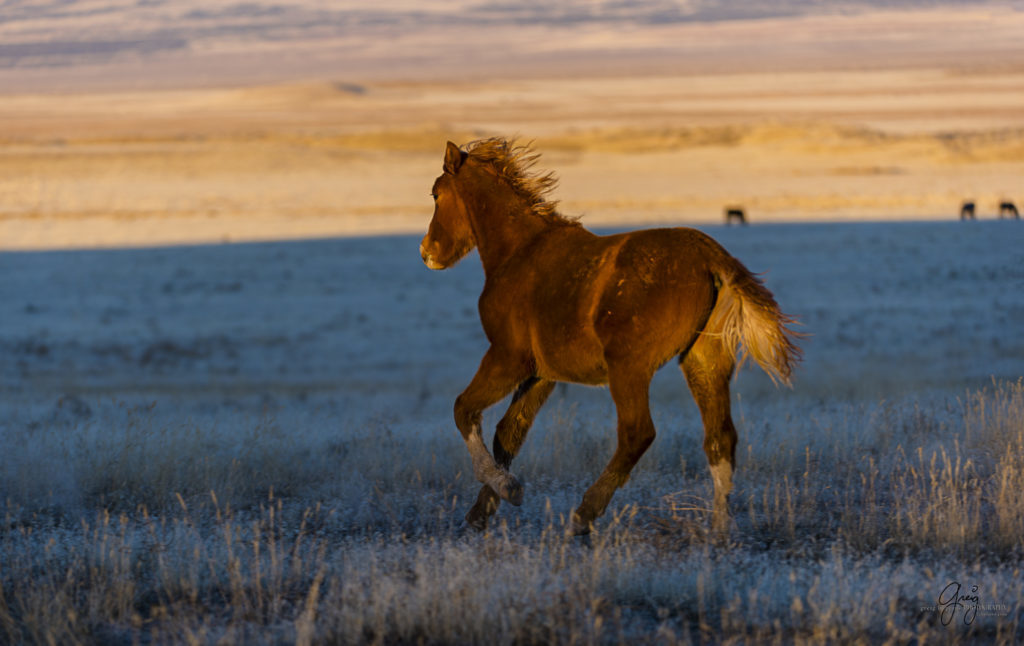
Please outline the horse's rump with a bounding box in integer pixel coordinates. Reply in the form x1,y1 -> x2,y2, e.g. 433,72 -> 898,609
515,227 -> 800,386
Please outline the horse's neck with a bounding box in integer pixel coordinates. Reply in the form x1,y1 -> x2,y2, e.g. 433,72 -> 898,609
467,185 -> 552,275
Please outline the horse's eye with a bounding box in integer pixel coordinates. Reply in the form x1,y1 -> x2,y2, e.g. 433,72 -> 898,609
430,193 -> 439,200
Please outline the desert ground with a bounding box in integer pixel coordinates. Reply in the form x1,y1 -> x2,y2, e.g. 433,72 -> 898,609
2,5 -> 1024,248
2,2 -> 1024,644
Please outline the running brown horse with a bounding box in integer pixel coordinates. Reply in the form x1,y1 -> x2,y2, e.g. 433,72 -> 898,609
420,138 -> 801,536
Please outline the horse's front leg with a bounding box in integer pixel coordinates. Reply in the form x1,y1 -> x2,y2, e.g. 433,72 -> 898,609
454,348 -> 530,510
466,377 -> 556,530
570,363 -> 657,535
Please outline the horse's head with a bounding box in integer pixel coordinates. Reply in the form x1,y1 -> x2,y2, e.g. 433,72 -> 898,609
420,141 -> 475,270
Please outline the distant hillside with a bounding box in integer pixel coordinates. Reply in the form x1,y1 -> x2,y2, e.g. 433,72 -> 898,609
0,1 -> 1019,90
0,0 -> 1002,68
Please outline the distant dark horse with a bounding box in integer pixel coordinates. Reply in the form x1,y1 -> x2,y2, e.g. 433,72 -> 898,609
960,201 -> 976,220
724,207 -> 747,226
999,201 -> 1020,219
420,139 -> 801,535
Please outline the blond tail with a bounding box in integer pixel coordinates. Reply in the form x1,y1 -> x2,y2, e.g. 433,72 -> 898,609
706,260 -> 803,386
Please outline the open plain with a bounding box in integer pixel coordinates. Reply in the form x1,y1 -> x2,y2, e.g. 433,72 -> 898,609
2,2 -> 1024,644
3,221 -> 1023,643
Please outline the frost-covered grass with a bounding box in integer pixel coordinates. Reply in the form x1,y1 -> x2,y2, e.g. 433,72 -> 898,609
2,381 -> 1023,644
2,221 -> 1023,643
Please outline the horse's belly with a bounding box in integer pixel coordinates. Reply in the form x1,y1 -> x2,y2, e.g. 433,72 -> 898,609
538,358 -> 609,385
533,332 -> 608,385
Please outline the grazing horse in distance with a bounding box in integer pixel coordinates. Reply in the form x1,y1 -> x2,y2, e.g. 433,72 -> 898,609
999,201 -> 1020,219
724,207 -> 747,226
960,201 -> 976,220
420,138 -> 801,536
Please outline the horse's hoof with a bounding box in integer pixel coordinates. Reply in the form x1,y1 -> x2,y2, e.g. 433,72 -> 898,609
567,513 -> 591,536
496,473 -> 524,506
710,509 -> 733,545
464,511 -> 488,532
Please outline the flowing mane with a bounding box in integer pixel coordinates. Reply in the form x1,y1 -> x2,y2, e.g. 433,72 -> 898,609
463,138 -> 577,225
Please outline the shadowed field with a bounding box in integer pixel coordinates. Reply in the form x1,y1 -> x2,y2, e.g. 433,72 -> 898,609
2,222 -> 1023,643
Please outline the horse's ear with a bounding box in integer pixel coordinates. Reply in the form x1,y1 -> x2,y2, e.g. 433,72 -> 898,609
443,141 -> 466,174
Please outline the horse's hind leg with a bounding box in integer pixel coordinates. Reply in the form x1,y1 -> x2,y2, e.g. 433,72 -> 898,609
466,378 -> 556,530
680,334 -> 738,536
570,363 -> 656,535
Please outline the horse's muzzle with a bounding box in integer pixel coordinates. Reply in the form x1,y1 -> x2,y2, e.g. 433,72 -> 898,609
420,241 -> 445,270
